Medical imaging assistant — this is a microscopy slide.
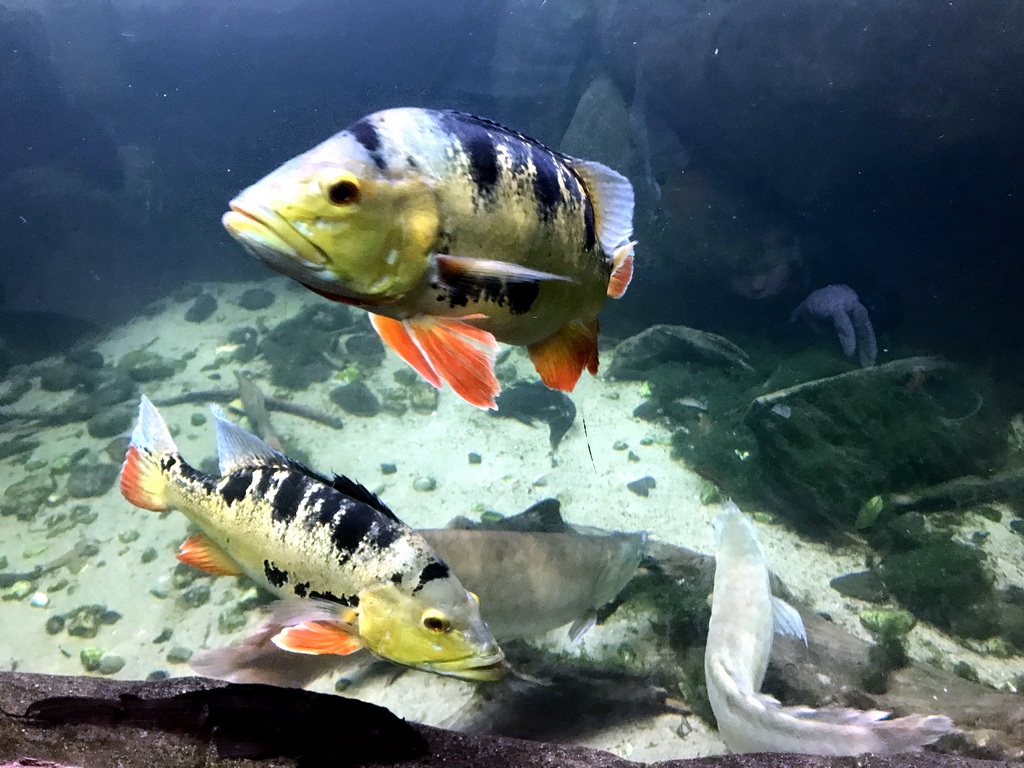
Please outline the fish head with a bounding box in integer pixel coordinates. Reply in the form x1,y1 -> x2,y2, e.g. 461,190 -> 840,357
223,132 -> 439,304
356,578 -> 506,682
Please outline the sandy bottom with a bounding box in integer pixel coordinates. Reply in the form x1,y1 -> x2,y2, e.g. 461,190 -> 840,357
0,276 -> 1021,762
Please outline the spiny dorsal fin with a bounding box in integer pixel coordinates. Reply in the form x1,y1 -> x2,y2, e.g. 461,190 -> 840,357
327,473 -> 401,523
211,406 -> 289,474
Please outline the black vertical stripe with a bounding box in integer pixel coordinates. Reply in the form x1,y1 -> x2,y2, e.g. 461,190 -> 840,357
270,472 -> 306,524
443,114 -> 500,197
348,118 -> 387,170
530,145 -> 563,220
582,196 -> 596,252
330,504 -> 376,558
220,470 -> 253,506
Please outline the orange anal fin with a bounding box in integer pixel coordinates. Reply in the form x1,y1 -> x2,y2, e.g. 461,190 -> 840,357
407,316 -> 500,410
607,242 -> 635,299
176,533 -> 244,576
271,621 -> 364,656
120,445 -> 170,512
369,313 -> 442,388
528,319 -> 599,392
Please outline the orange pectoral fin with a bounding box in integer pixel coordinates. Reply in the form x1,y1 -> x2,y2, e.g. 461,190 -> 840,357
271,621 -> 364,656
528,319 -> 600,392
406,316 -> 500,410
369,313 -> 442,388
176,533 -> 244,576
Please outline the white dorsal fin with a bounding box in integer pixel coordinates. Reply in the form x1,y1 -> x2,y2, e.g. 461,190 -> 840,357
772,596 -> 808,645
210,405 -> 287,475
133,395 -> 179,455
569,159 -> 635,256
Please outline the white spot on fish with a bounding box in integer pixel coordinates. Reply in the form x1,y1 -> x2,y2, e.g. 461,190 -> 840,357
386,249 -> 400,266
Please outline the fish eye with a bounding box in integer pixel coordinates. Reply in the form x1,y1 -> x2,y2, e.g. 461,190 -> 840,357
323,173 -> 361,206
421,608 -> 450,633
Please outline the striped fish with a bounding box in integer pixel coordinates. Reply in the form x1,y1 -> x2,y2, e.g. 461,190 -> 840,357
119,395 -> 505,681
223,108 -> 635,409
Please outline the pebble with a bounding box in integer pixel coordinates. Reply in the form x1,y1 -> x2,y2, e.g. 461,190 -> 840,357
237,587 -> 271,611
468,452 -> 482,465
86,406 -> 135,440
191,412 -> 207,427
97,653 -> 126,675
380,462 -> 398,475
330,381 -> 381,417
409,383 -> 439,414
80,648 -> 103,672
4,581 -> 33,601
119,530 -> 140,544
30,592 -> 49,608
184,292 -> 218,323
147,670 -> 170,682
218,607 -> 247,633
180,583 -> 211,608
141,547 -> 158,564
627,451 -> 641,462
66,463 -> 120,499
45,615 -> 66,635
626,476 -> 657,497
613,440 -> 629,451
413,476 -> 437,492
167,646 -> 193,663
531,474 -> 548,487
238,287 -> 275,311
152,628 -> 173,644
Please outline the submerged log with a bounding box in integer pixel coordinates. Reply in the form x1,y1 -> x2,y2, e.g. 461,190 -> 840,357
0,671 -> 1016,768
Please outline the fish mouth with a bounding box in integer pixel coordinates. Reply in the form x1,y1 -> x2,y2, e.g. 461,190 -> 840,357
222,199 -> 330,272
422,650 -> 508,682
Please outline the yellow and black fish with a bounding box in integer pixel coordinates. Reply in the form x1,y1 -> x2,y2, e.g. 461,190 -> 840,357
222,108 -> 635,409
120,395 -> 504,681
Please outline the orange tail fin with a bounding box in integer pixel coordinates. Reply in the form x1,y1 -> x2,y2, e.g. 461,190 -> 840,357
121,444 -> 171,511
272,621 -> 363,656
528,319 -> 599,392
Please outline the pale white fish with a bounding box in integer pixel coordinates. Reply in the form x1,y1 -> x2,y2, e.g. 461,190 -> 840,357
705,501 -> 953,755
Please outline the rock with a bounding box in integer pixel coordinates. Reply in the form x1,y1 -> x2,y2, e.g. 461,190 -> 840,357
184,292 -> 217,323
45,615 -> 65,635
380,462 -> 397,475
190,412 -> 206,427
238,287 -> 275,310
80,647 -> 103,672
2,473 -> 56,522
87,405 -> 134,439
91,376 -> 138,407
146,670 -> 170,681
103,436 -> 132,463
409,382 -> 439,414
66,463 -> 119,498
67,349 -> 104,369
745,360 -> 1005,528
344,333 -> 386,369
166,645 -> 193,663
468,452 -> 482,465
829,570 -> 889,603
118,350 -> 180,383
65,604 -> 107,638
4,581 -> 33,601
97,652 -> 126,675
626,476 -> 657,497
180,583 -> 211,609
259,306 -> 343,389
413,476 -> 437,492
0,437 -> 39,461
39,363 -> 96,392
218,607 -> 247,634
330,381 -> 381,417
859,608 -> 916,638
141,547 -> 158,564
607,325 -> 754,380
0,376 -> 30,406
152,628 -> 172,644
613,440 -> 628,451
